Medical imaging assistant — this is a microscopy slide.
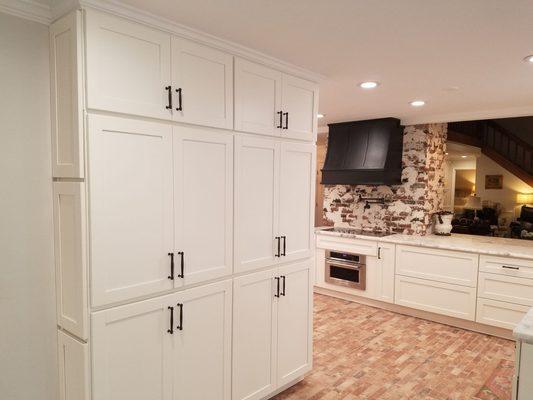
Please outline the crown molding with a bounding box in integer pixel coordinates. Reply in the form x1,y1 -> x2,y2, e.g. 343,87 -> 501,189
0,0 -> 51,24
73,0 -> 324,83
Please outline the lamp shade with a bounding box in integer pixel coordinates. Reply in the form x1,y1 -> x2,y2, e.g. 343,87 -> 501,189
517,193 -> 533,205
464,195 -> 482,210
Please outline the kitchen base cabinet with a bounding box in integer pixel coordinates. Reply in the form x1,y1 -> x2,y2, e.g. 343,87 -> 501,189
476,298 -> 530,330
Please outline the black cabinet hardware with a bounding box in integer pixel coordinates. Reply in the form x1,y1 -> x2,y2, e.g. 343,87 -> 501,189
175,88 -> 183,111
167,306 -> 174,334
176,303 -> 183,331
502,265 -> 520,270
276,111 -> 283,128
283,112 -> 289,129
275,237 -> 281,257
378,247 -> 381,260
167,252 -> 175,280
165,86 -> 172,110
274,276 -> 280,298
280,275 -> 286,296
178,251 -> 184,278
281,236 -> 286,256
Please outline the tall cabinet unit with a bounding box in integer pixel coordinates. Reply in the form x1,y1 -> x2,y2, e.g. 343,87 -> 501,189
51,7 -> 318,400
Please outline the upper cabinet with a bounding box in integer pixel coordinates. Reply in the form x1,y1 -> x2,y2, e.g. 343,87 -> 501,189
171,38 -> 233,129
235,58 -> 318,141
85,9 -> 172,120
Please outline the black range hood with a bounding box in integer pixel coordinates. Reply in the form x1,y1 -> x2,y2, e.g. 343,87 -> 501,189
321,118 -> 404,185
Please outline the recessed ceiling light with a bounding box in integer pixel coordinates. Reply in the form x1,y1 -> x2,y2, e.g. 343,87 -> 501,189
523,55 -> 533,63
409,100 -> 426,107
359,81 -> 379,89
317,113 -> 324,119
461,155 -> 467,158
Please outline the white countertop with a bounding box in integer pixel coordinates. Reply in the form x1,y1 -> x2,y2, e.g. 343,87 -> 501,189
514,308 -> 533,344
316,228 -> 533,261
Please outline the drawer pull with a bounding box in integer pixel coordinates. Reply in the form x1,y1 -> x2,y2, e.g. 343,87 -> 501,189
502,265 -> 520,270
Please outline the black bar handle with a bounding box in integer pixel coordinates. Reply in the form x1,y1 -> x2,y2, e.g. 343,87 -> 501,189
502,265 -> 520,270
281,236 -> 286,257
175,88 -> 182,111
283,112 -> 289,129
275,237 -> 280,257
276,111 -> 283,129
274,277 -> 280,298
378,247 -> 381,260
165,86 -> 172,110
167,306 -> 174,334
178,251 -> 184,278
281,275 -> 286,296
167,252 -> 174,280
176,303 -> 183,331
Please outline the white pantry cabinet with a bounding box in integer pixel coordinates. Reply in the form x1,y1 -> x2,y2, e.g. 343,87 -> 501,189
173,126 -> 233,287
235,136 -> 315,273
171,37 -> 233,129
232,261 -> 312,400
88,115 -> 174,306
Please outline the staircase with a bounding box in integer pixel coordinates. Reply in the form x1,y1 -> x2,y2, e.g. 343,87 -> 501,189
448,120 -> 533,187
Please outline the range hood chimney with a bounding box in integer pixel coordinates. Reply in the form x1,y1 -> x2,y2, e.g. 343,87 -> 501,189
321,118 -> 404,185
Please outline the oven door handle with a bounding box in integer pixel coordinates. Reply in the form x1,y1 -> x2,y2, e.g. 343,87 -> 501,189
325,259 -> 363,269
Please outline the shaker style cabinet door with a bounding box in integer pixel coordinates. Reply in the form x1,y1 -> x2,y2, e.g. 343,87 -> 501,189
278,142 -> 316,263
173,126 -> 233,286
88,115 -> 174,306
171,37 -> 233,129
173,280 -> 232,400
85,9 -> 172,120
280,74 -> 318,141
276,262 -> 312,387
234,58 -> 282,137
234,136 -> 280,273
232,269 -> 278,400
92,295 -> 174,400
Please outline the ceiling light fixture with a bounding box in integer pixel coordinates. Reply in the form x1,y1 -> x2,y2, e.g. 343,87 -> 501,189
359,81 -> 379,89
317,113 -> 324,119
409,100 -> 426,107
523,55 -> 533,63
461,155 -> 467,158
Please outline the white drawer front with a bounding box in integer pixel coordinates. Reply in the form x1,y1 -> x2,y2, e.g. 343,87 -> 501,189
316,234 -> 377,256
478,272 -> 533,306
396,245 -> 478,287
476,298 -> 530,330
394,275 -> 476,321
480,255 -> 533,280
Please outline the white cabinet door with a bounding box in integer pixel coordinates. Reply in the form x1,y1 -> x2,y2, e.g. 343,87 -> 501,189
277,262 -> 312,387
88,115 -> 174,306
171,37 -> 233,129
279,142 -> 315,263
233,268 -> 278,400
173,280 -> 232,400
234,136 -> 280,273
281,74 -> 318,141
376,243 -> 395,303
234,58 -> 282,136
53,182 -> 88,339
173,126 -> 233,286
85,9 -> 171,120
58,330 -> 90,400
92,295 -> 174,400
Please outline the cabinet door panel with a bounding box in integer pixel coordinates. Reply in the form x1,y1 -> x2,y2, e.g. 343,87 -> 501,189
234,136 -> 280,272
233,269 -> 278,400
234,58 -> 282,136
92,295 -> 174,400
174,126 -> 233,286
89,115 -> 173,306
281,74 -> 318,141
58,330 -> 90,400
277,262 -> 312,386
85,9 -> 171,119
173,280 -> 232,400
279,142 -> 315,263
171,37 -> 233,129
376,243 -> 395,303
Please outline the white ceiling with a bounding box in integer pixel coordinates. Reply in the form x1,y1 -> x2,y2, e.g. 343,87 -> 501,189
73,0 -> 533,125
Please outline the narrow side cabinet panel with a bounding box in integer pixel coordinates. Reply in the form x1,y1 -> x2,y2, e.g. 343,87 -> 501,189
53,181 -> 88,339
50,10 -> 84,178
58,330 -> 90,400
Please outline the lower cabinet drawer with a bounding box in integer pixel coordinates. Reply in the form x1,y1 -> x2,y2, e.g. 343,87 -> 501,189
58,330 -> 90,400
478,272 -> 533,306
476,298 -> 530,330
394,275 -> 476,320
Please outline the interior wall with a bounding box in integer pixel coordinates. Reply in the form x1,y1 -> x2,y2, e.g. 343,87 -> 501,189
0,12 -> 57,400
